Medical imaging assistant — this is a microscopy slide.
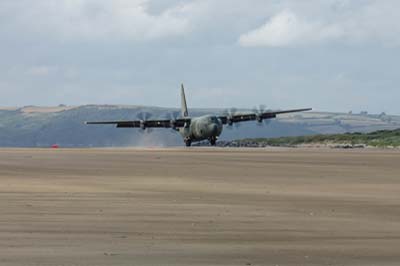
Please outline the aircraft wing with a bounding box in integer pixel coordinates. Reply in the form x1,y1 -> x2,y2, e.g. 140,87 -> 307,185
219,108 -> 312,125
85,118 -> 191,128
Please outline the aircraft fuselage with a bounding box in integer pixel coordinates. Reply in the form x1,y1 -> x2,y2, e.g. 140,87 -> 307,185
179,115 -> 223,146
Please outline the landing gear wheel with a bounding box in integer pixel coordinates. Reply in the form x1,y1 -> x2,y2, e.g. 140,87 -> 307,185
210,137 -> 217,146
185,140 -> 192,147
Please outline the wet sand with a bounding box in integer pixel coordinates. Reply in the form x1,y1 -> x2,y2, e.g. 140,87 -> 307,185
0,148 -> 399,266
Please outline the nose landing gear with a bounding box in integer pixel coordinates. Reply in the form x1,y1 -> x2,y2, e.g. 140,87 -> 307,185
184,139 -> 192,147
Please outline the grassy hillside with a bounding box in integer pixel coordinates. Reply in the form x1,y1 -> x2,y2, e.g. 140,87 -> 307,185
0,105 -> 399,147
233,129 -> 400,148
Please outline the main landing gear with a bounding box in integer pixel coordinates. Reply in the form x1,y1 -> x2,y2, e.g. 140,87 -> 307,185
184,137 -> 217,147
209,136 -> 217,146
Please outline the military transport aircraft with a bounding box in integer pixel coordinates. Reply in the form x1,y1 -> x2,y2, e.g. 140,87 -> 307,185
86,85 -> 311,146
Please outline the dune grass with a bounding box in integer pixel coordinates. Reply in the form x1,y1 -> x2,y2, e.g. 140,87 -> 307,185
236,129 -> 400,148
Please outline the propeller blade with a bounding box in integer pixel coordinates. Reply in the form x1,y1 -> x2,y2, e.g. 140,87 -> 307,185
136,112 -> 152,121
259,104 -> 267,113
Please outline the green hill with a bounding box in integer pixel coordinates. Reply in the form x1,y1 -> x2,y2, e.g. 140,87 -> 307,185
232,129 -> 400,148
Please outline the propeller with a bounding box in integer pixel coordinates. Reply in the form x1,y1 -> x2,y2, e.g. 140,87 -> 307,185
223,108 -> 239,129
168,111 -> 180,131
136,112 -> 153,133
253,105 -> 269,125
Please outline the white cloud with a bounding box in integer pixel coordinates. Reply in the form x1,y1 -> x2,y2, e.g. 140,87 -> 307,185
2,0 -> 400,46
239,10 -> 345,47
1,0 -> 400,113
26,66 -> 58,76
239,0 -> 400,47
2,0 -> 191,41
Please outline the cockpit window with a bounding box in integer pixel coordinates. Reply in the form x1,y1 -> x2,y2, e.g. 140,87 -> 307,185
210,117 -> 218,123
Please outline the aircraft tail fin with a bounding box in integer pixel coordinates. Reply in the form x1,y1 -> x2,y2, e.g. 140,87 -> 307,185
181,84 -> 189,117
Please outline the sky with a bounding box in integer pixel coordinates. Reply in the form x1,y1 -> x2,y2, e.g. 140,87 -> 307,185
0,0 -> 399,114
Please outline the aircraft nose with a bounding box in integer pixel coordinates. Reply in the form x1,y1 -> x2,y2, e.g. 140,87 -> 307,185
210,124 -> 219,135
